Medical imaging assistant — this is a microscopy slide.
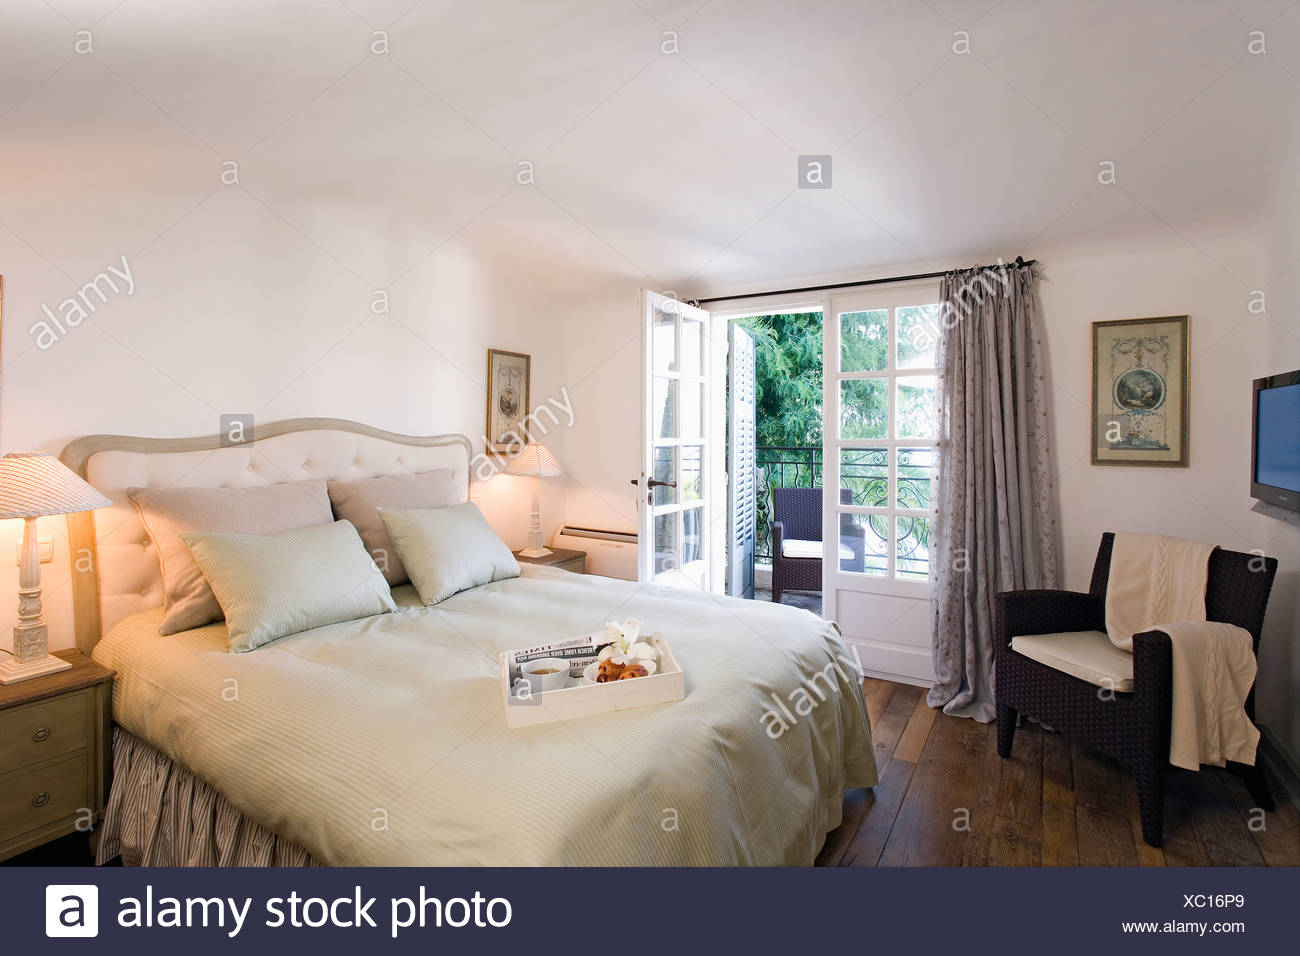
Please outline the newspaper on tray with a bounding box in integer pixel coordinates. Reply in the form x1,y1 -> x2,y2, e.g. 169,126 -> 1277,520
507,633 -> 613,685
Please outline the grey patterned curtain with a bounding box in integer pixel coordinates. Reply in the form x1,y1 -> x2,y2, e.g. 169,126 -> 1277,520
928,263 -> 1059,722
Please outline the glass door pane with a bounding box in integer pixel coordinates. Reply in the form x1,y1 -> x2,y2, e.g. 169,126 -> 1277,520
652,446 -> 678,505
840,309 -> 888,372
895,376 -> 935,439
653,512 -> 678,575
653,305 -> 676,373
681,316 -> 704,377
653,377 -> 677,439
840,379 -> 888,440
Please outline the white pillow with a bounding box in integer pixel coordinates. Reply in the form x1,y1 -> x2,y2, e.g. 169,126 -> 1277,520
181,520 -> 396,653
378,502 -> 519,605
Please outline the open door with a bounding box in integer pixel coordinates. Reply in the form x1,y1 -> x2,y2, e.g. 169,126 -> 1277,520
637,291 -> 722,591
727,322 -> 756,598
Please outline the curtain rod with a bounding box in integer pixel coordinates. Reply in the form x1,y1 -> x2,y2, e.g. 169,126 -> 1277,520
695,256 -> 1036,305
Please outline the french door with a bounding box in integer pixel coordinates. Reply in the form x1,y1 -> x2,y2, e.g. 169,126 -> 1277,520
638,291 -> 723,591
823,281 -> 940,683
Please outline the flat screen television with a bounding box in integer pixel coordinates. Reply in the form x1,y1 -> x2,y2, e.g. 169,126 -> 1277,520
1251,369 -> 1300,512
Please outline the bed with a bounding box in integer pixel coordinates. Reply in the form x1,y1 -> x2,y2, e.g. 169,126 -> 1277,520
62,419 -> 877,866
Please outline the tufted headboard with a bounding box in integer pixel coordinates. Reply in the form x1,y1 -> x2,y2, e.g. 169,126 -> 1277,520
59,418 -> 473,654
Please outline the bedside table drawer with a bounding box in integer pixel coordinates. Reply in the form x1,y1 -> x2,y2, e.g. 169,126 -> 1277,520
557,557 -> 586,574
0,692 -> 89,774
0,754 -> 90,839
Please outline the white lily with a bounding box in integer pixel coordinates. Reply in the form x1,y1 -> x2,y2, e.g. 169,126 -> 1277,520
596,618 -> 657,664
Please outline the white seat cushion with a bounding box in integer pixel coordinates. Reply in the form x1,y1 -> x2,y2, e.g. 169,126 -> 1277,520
1010,630 -> 1135,693
782,538 -> 854,561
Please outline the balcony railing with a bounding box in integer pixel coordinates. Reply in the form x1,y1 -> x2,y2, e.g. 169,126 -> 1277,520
754,445 -> 933,578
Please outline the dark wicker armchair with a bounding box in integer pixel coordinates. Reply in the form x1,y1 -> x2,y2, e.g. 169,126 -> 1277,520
770,487 -> 863,602
995,532 -> 1277,847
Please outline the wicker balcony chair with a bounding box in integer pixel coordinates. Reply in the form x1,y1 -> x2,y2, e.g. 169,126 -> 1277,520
995,532 -> 1277,848
770,487 -> 864,603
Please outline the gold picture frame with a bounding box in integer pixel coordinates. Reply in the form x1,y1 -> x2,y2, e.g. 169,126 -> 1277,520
486,348 -> 531,453
1091,315 -> 1189,467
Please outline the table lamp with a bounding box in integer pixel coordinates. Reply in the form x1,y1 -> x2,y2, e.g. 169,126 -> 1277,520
0,453 -> 111,684
503,443 -> 563,558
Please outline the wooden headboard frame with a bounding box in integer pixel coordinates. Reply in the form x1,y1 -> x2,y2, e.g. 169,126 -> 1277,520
59,418 -> 473,656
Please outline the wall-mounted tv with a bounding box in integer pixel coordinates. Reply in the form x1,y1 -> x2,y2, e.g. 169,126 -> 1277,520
1252,369 -> 1300,513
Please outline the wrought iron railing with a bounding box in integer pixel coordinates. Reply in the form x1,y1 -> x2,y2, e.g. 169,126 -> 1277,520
755,446 -> 819,562
755,446 -> 933,579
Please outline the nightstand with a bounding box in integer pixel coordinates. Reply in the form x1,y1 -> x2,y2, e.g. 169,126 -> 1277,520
0,648 -> 113,862
514,547 -> 587,574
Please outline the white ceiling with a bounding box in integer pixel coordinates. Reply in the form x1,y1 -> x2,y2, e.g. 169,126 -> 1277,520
1,0 -> 1297,296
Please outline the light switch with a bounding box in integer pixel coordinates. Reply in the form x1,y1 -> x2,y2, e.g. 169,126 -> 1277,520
16,537 -> 54,565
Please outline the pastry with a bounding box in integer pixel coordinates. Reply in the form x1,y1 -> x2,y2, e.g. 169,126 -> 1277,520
596,659 -> 625,682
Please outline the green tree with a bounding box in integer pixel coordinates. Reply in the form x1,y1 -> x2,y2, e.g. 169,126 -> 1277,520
734,312 -> 824,448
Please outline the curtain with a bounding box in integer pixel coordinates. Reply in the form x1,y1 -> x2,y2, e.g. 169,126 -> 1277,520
928,263 -> 1059,722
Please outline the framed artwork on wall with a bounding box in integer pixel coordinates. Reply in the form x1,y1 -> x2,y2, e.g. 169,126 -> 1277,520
1091,315 -> 1189,467
486,348 -> 531,453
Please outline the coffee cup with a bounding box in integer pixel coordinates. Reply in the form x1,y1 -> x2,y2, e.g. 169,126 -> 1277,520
520,657 -> 570,694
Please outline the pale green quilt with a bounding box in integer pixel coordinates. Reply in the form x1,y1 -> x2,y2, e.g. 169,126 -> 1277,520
93,566 -> 877,865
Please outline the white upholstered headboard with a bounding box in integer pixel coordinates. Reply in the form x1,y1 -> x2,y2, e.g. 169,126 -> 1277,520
59,418 -> 473,653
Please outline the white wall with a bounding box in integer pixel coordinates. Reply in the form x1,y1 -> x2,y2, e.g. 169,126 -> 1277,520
0,185 -> 573,653
560,279 -> 647,539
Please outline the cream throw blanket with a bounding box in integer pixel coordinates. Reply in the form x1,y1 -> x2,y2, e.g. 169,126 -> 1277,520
1106,532 -> 1259,771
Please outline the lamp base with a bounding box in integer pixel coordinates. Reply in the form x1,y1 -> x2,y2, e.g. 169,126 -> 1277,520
0,653 -> 72,685
518,547 -> 553,558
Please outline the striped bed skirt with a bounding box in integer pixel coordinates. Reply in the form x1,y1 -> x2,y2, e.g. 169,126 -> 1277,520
97,727 -> 321,867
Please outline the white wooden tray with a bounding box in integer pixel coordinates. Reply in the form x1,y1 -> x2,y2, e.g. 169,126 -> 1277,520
499,633 -> 684,729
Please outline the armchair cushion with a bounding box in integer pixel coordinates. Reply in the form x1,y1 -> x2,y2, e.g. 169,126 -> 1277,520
782,538 -> 855,561
1010,630 -> 1134,693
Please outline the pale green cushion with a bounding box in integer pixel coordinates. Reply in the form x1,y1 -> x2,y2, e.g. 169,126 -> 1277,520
181,520 -> 396,653
378,502 -> 519,605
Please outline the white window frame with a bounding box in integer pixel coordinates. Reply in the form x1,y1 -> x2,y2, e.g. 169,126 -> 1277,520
824,279 -> 941,600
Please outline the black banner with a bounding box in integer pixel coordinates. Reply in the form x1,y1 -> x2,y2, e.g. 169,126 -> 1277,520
5,866 -> 1291,953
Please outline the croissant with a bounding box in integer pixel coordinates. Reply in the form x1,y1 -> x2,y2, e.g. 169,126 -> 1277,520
597,660 -> 625,683
618,664 -> 648,680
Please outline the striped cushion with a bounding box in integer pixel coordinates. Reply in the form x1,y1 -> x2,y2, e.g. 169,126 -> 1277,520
379,502 -> 519,605
327,469 -> 458,586
181,520 -> 395,652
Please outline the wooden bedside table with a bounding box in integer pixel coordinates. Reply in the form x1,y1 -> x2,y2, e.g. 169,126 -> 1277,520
514,547 -> 587,574
0,648 -> 113,862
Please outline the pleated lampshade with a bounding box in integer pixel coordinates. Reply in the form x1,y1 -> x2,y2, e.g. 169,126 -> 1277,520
503,444 -> 563,478
0,453 -> 112,519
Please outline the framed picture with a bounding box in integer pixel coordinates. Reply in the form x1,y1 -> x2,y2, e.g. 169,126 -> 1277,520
1091,315 -> 1189,467
486,348 -> 531,453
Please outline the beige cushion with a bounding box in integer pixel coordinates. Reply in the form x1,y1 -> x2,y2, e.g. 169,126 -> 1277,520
379,502 -> 519,605
327,469 -> 457,586
128,480 -> 334,635
1010,630 -> 1135,692
181,520 -> 396,653
781,538 -> 854,561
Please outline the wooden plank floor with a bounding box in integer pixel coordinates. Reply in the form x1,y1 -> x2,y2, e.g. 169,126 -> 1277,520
818,678 -> 1300,867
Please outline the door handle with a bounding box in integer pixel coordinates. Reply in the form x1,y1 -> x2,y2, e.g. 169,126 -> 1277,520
632,478 -> 677,504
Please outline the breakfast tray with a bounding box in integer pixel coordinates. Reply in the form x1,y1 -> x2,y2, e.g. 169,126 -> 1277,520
498,633 -> 685,729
